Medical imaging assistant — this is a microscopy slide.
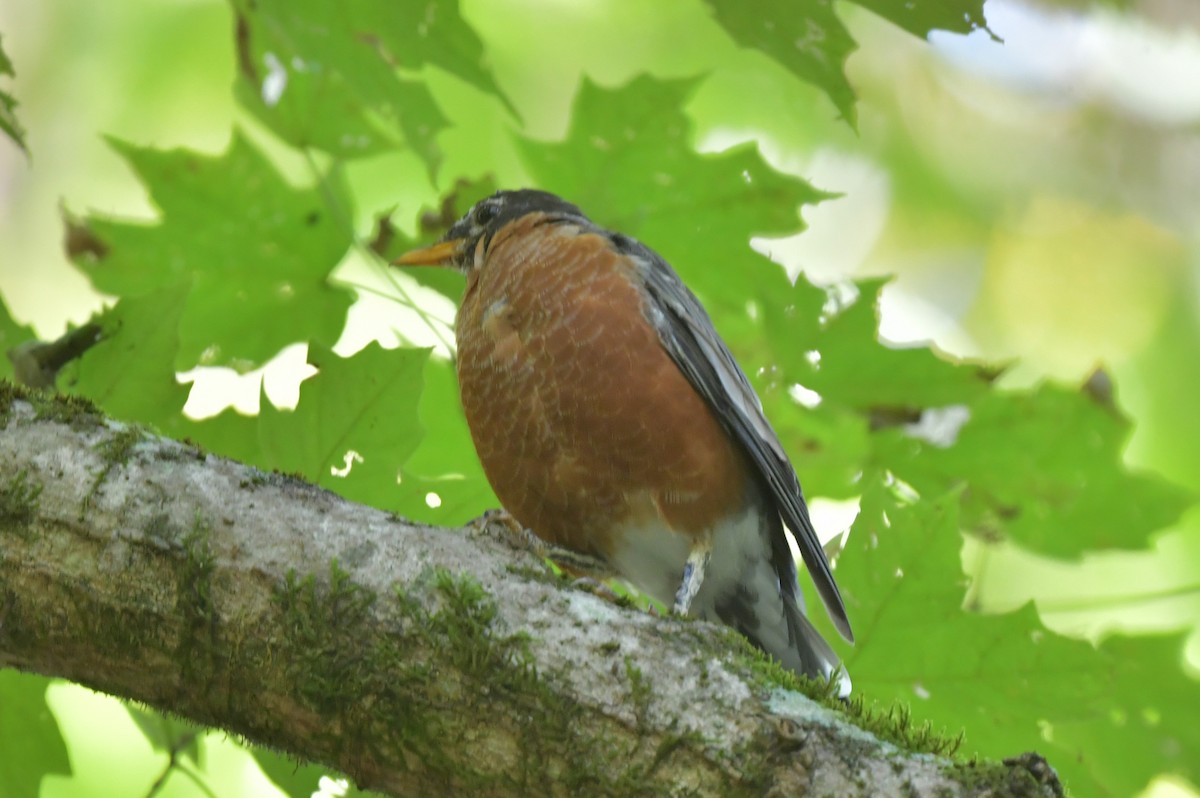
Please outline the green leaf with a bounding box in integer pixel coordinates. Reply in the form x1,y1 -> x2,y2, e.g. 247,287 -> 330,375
752,274 -> 1191,558
1046,634 -> 1200,798
0,291 -> 36,383
770,277 -> 999,410
759,395 -> 870,501
181,344 -> 434,513
181,351 -> 496,525
0,35 -> 27,154
258,342 -> 428,507
252,749 -> 374,798
704,0 -> 859,124
882,384 -> 1195,557
124,704 -> 204,766
735,272 -> 995,500
846,0 -> 991,39
357,0 -> 504,103
233,0 -> 486,171
377,175 -> 495,305
180,406 -> 262,467
838,480 -> 1199,797
517,76 -> 825,325
61,284 -> 191,431
0,672 -> 71,795
398,356 -> 498,526
703,1 -> 992,126
73,134 -> 354,373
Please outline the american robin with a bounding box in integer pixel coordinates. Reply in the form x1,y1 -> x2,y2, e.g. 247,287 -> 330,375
394,189 -> 854,693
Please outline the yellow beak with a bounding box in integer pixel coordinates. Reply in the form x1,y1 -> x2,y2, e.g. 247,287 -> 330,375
391,238 -> 465,267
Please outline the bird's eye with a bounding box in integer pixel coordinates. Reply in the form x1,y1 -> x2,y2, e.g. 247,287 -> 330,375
473,201 -> 499,227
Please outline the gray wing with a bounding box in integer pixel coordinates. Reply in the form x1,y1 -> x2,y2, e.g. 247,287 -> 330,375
611,232 -> 854,643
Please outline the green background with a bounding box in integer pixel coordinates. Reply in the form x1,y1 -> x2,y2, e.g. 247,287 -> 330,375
0,0 -> 1197,796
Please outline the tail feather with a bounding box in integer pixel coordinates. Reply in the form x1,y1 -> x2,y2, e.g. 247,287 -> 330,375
709,572 -> 851,697
684,497 -> 851,696
781,594 -> 852,697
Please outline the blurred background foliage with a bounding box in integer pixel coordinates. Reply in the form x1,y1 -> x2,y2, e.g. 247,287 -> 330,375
0,0 -> 1197,796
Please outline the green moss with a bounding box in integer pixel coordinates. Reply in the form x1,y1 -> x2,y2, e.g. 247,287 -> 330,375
422,568 -> 540,689
624,657 -> 651,729
945,758 -> 1050,798
275,559 -> 378,715
712,626 -> 965,759
82,426 -> 143,510
649,729 -> 706,774
0,470 -> 43,538
271,563 -> 500,782
142,512 -> 180,544
0,379 -> 23,423
712,626 -> 811,695
32,390 -> 104,427
396,569 -> 605,790
0,380 -> 106,429
272,563 -> 745,794
181,516 -> 215,609
503,561 -> 560,587
96,425 -> 141,466
841,695 -> 965,759
238,473 -> 269,489
174,515 -> 218,682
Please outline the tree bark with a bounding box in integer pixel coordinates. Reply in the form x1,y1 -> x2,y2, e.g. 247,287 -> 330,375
0,387 -> 1064,797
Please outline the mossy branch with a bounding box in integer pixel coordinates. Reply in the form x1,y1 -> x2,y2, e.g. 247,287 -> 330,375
0,385 -> 1063,798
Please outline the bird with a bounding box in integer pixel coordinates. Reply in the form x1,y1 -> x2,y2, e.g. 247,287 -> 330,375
394,189 -> 853,693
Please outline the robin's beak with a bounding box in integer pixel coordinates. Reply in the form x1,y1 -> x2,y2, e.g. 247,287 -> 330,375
391,238 -> 466,268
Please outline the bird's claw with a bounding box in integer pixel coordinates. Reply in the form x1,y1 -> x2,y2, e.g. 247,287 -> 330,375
469,508 -> 615,578
469,507 -> 545,552
569,576 -> 624,604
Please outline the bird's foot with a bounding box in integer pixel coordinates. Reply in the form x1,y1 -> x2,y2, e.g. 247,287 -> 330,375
546,547 -> 617,579
469,507 -> 545,554
569,576 -> 624,604
469,508 -> 615,578
672,541 -> 713,616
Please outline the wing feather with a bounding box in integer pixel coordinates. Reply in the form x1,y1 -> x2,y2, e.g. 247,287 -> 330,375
611,232 -> 853,643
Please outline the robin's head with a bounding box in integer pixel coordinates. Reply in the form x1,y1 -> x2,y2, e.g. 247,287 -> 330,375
393,189 -> 586,274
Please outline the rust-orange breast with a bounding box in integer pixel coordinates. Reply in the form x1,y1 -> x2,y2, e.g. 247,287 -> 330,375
455,213 -> 749,558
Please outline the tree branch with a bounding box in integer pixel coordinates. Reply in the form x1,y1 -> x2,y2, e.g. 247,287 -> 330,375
0,386 -> 1063,797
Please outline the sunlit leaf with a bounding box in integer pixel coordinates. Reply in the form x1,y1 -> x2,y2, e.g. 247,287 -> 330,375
233,0 -> 499,171
62,284 -> 191,431
125,704 -> 204,766
0,291 -> 36,383
181,405 -> 261,467
181,344 -> 431,513
847,0 -> 991,40
705,0 -> 858,123
880,384 -> 1195,557
764,277 -> 999,409
397,355 -> 497,526
840,479 -> 1199,798
0,673 -> 70,795
71,134 -> 354,373
258,342 -> 427,508
1048,633 -> 1199,798
704,0 -> 992,126
252,749 -> 373,798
